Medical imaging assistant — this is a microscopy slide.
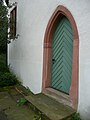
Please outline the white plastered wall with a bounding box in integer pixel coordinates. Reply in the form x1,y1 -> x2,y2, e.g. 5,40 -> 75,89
8,0 -> 90,119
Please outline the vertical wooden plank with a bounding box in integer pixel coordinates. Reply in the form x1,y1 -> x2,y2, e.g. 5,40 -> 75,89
51,16 -> 73,94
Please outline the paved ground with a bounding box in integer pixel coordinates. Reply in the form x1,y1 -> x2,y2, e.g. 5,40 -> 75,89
0,86 -> 75,120
16,85 -> 75,120
0,110 -> 8,120
0,91 -> 37,120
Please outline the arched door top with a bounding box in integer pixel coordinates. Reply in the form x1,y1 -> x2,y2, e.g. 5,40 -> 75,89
43,5 -> 79,109
44,5 -> 79,44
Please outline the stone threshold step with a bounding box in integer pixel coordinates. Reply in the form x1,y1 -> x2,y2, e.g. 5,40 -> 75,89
15,86 -> 75,120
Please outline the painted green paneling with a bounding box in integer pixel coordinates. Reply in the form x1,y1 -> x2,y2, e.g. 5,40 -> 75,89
51,16 -> 73,94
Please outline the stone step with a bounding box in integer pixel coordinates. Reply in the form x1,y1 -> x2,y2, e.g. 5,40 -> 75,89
43,88 -> 72,107
15,85 -> 75,120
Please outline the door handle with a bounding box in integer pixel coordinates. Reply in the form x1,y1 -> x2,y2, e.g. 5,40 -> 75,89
52,59 -> 56,64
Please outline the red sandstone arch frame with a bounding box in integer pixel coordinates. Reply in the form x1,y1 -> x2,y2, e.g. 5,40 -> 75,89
42,5 -> 79,109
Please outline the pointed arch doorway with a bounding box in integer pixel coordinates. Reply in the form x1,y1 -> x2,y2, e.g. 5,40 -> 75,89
51,16 -> 73,94
42,6 -> 79,109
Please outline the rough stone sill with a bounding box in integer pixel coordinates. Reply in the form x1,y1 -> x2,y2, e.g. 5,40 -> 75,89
43,88 -> 73,108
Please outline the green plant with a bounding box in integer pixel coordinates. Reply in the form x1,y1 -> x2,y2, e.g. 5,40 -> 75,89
71,113 -> 81,120
0,53 -> 21,87
0,54 -> 8,73
17,98 -> 28,106
26,86 -> 32,93
0,72 -> 20,87
0,4 -> 8,54
33,115 -> 41,120
24,86 -> 34,95
0,62 -> 9,73
0,54 -> 6,64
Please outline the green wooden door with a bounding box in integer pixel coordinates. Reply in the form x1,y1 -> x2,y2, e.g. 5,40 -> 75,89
51,16 -> 73,94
